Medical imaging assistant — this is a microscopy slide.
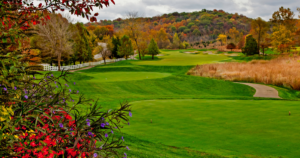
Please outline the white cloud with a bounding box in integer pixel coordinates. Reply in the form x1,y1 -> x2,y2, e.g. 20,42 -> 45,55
34,0 -> 300,23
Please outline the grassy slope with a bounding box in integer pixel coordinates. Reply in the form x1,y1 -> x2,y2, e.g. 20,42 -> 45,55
132,49 -> 230,66
124,99 -> 300,158
48,49 -> 300,158
67,61 -> 255,110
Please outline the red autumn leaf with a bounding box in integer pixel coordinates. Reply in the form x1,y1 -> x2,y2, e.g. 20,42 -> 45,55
111,0 -> 115,4
38,3 -> 42,8
94,13 -> 99,16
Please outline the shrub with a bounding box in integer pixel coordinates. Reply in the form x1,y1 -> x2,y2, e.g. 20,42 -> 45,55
226,43 -> 236,51
242,34 -> 259,55
0,0 -> 132,157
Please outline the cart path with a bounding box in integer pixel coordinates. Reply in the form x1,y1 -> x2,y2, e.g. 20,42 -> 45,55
236,82 -> 281,99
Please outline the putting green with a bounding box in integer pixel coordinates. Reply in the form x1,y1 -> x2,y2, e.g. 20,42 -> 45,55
131,49 -> 229,66
79,71 -> 172,82
123,99 -> 300,158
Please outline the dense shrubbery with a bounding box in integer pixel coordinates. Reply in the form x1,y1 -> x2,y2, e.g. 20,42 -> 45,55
0,0 -> 132,157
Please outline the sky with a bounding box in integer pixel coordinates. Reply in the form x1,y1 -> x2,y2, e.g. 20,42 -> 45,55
40,0 -> 300,23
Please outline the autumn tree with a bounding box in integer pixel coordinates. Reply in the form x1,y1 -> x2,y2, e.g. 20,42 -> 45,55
32,13 -> 73,71
100,35 -> 113,64
237,35 -> 245,49
228,27 -> 239,44
271,25 -> 293,53
94,26 -> 109,40
217,34 -> 227,46
118,35 -> 134,59
139,41 -> 149,59
172,33 -> 181,49
123,12 -> 143,60
250,17 -> 269,52
183,41 -> 190,49
71,22 -> 93,64
270,6 -> 296,32
148,39 -> 160,59
227,43 -> 236,51
156,28 -> 171,48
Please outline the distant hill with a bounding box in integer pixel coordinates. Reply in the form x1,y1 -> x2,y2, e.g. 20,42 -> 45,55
86,9 -> 253,44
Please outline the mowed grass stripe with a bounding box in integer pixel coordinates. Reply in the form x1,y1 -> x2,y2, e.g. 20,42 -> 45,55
124,99 -> 300,158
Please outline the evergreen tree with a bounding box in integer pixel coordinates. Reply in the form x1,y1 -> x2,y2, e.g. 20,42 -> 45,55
148,39 -> 160,59
242,34 -> 259,56
117,35 -> 134,59
112,36 -> 121,58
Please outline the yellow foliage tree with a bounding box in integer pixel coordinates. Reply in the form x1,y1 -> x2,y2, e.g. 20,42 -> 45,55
271,25 -> 293,53
250,17 -> 269,52
229,27 -> 239,44
217,34 -> 227,46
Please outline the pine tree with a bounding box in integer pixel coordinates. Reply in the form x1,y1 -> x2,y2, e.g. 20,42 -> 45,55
148,39 -> 160,59
242,34 -> 259,56
112,36 -> 121,58
117,35 -> 134,59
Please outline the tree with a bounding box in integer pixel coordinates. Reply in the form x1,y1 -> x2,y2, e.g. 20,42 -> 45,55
172,33 -> 181,49
156,28 -> 171,48
93,26 -> 109,40
217,34 -> 227,46
237,35 -> 245,49
170,25 -> 177,33
118,35 -> 134,59
111,36 -> 121,58
242,34 -> 259,56
250,17 -> 269,52
193,29 -> 201,36
228,27 -> 239,44
270,6 -> 296,32
271,25 -> 293,54
148,39 -> 160,59
123,12 -> 143,60
139,40 -> 149,59
227,43 -> 236,51
33,13 -> 73,71
183,41 -> 190,49
71,22 -> 93,64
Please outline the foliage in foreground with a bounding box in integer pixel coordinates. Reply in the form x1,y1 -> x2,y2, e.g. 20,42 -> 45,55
0,0 -> 132,157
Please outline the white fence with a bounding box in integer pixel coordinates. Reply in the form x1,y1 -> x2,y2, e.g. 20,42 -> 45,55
43,58 -> 129,71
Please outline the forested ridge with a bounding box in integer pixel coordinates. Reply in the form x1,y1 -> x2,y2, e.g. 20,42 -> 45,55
85,9 -> 253,43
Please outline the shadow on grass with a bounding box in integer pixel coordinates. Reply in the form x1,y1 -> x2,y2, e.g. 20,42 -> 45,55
219,55 -> 274,62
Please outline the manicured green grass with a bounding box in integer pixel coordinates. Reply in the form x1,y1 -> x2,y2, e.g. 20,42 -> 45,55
44,49 -> 300,158
220,55 -> 274,62
79,71 -> 172,82
66,62 -> 256,111
124,99 -> 300,158
132,49 -> 229,66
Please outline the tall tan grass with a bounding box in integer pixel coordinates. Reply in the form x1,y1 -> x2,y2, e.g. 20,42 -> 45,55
189,56 -> 300,90
216,46 -> 242,52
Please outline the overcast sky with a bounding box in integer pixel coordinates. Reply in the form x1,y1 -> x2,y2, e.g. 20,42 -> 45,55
62,0 -> 300,23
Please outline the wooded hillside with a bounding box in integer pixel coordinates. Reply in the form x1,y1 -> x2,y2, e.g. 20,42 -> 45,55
85,9 -> 253,43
